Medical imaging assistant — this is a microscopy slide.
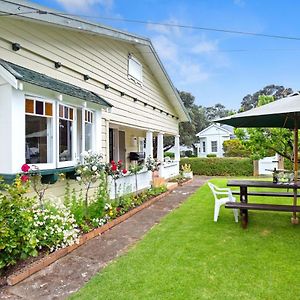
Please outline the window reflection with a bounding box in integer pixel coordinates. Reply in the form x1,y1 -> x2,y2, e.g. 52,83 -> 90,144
26,115 -> 52,164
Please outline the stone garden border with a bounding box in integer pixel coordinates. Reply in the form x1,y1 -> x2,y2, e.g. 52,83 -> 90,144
6,179 -> 192,286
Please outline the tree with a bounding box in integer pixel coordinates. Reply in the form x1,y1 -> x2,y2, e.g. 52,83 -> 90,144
164,91 -> 209,150
235,95 -> 294,161
223,139 -> 251,157
205,103 -> 234,122
240,84 -> 293,112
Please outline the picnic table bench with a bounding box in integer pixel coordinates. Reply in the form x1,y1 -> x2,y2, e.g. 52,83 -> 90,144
226,180 -> 300,228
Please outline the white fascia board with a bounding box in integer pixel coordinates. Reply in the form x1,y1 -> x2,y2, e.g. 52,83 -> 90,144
1,0 -> 149,45
0,64 -> 18,89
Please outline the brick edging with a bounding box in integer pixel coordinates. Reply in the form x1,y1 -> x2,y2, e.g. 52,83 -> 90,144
7,187 -> 178,286
180,178 -> 194,186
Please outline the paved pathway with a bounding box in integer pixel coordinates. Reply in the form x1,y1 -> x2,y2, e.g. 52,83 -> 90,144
0,177 -> 208,300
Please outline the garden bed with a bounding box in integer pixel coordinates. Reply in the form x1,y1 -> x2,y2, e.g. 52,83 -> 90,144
1,184 -> 178,286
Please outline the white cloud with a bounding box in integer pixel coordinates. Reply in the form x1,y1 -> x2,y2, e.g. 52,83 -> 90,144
55,0 -> 113,13
147,18 -> 230,86
147,17 -> 182,37
191,41 -> 218,54
151,35 -> 178,62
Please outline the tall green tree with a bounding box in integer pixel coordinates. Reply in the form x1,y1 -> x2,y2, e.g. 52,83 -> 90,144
164,91 -> 209,150
240,84 -> 293,112
236,95 -> 294,161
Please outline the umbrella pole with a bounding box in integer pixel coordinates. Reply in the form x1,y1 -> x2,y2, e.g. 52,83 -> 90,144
292,122 -> 299,224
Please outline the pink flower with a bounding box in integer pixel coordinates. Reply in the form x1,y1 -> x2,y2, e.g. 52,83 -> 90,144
111,164 -> 117,171
122,169 -> 127,174
21,164 -> 30,173
21,175 -> 29,182
118,160 -> 122,164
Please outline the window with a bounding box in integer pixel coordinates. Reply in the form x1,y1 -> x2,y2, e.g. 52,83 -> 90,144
128,54 -> 142,83
211,141 -> 218,152
84,110 -> 94,151
25,99 -> 53,164
59,104 -> 74,162
202,141 -> 206,153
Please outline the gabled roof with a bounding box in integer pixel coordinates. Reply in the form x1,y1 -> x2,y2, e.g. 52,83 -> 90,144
196,123 -> 233,137
0,59 -> 112,107
0,0 -> 190,122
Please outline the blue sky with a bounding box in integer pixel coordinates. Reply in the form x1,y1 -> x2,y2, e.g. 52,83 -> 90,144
31,0 -> 300,110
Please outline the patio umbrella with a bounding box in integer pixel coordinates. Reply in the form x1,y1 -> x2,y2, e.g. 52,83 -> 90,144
215,92 -> 300,222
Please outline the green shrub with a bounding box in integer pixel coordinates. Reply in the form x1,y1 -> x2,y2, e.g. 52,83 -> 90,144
164,152 -> 175,159
206,154 -> 217,158
183,150 -> 194,157
0,178 -> 37,271
180,157 -> 253,176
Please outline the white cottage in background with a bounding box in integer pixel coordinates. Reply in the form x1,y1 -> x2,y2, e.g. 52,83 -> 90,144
0,0 -> 189,191
196,124 -> 234,158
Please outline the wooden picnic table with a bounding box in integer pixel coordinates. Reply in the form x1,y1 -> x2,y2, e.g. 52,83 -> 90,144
226,180 -> 300,228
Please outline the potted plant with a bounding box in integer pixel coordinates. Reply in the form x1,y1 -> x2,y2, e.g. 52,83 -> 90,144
181,163 -> 193,179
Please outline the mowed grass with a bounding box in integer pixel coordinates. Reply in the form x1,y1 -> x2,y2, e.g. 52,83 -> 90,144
71,179 -> 300,300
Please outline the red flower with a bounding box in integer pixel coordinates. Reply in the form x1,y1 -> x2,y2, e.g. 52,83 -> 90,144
20,175 -> 29,182
111,160 -> 115,165
118,160 -> 122,164
122,169 -> 127,174
111,164 -> 117,171
21,164 -> 30,173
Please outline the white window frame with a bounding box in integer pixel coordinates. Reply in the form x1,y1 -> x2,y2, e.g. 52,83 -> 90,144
25,96 -> 56,170
128,54 -> 143,85
211,141 -> 218,153
57,103 -> 77,168
82,108 -> 95,153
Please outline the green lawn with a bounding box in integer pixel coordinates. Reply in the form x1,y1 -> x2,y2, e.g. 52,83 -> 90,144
71,179 -> 300,300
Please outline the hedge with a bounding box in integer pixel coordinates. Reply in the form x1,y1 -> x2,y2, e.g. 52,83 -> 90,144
180,157 -> 253,176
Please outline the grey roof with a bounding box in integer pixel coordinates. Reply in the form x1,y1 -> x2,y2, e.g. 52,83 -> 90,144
0,60 -> 112,107
220,124 -> 234,134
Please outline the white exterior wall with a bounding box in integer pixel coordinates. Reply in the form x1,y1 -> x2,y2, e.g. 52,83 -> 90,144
197,126 -> 231,158
0,18 -> 180,136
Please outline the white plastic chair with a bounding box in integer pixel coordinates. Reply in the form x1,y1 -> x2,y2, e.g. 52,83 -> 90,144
208,182 -> 238,222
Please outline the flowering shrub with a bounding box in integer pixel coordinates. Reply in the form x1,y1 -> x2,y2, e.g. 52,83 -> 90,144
106,160 -> 127,199
21,164 -> 49,208
33,202 -> 80,252
75,151 -> 106,215
0,177 -> 37,271
145,156 -> 160,171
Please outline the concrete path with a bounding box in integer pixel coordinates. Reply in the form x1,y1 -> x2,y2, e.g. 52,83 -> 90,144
0,177 -> 208,300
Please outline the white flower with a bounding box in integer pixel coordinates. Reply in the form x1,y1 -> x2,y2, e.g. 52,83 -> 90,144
81,151 -> 89,158
92,165 -> 97,171
76,176 -> 81,181
77,169 -> 82,174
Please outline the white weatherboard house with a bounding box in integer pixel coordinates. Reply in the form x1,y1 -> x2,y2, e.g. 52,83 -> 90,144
0,0 -> 189,196
196,124 -> 234,158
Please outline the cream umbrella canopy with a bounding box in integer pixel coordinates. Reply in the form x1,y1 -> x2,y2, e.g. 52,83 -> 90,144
216,93 -> 300,222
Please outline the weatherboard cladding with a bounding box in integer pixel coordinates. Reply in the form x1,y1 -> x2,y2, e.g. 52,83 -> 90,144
0,59 -> 112,107
0,17 -> 180,134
